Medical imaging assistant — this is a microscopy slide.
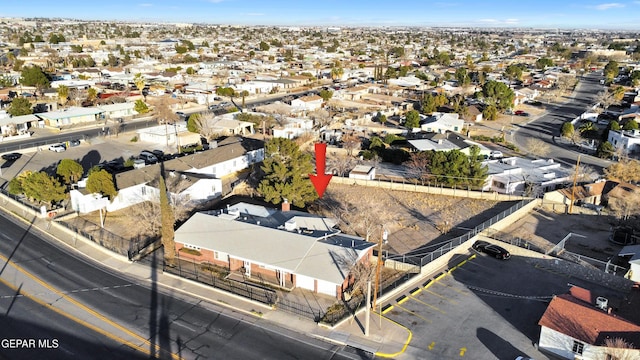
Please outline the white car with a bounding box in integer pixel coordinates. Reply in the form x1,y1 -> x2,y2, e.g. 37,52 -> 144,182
48,143 -> 66,152
489,150 -> 504,159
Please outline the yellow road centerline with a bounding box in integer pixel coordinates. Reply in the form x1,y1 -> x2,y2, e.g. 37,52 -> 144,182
0,253 -> 180,360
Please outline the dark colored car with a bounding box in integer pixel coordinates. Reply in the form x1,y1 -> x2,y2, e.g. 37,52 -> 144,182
2,152 -> 22,161
472,240 -> 511,260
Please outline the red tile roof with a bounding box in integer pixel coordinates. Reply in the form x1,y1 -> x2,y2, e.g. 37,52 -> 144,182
539,294 -> 640,346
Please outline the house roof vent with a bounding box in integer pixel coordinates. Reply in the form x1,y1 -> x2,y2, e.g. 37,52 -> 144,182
285,219 -> 297,231
596,296 -> 608,310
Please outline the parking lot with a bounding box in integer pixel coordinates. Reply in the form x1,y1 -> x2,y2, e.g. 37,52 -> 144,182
0,134 -> 169,185
383,248 -> 627,360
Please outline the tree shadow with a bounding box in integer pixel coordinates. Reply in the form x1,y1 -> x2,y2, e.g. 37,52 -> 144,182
477,327 -> 531,360
79,149 -> 103,171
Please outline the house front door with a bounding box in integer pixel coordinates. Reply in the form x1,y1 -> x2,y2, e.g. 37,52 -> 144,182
244,260 -> 251,277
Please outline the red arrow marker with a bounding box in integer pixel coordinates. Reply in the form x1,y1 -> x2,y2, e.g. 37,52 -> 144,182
309,142 -> 332,198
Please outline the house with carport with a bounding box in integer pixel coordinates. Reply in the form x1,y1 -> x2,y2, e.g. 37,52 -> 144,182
36,106 -> 104,128
173,202 -> 375,298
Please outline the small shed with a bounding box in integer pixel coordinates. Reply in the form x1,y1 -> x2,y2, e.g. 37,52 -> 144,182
349,165 -> 375,180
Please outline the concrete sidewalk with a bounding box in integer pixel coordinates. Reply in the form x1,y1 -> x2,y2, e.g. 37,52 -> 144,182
0,193 -> 413,358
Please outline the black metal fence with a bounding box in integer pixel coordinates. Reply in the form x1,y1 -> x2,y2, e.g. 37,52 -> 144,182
385,198 -> 535,268
277,298 -> 326,322
165,258 -> 277,306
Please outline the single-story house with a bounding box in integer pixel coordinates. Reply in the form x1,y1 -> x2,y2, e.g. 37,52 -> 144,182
106,137 -> 264,212
97,102 -> 138,120
408,132 -> 491,157
0,113 -> 40,137
543,181 -> 607,212
607,129 -> 640,155
174,203 -> 375,298
483,157 -> 573,196
291,95 -> 323,113
538,287 -> 640,360
136,123 -> 201,148
420,112 -> 464,134
37,106 -> 104,128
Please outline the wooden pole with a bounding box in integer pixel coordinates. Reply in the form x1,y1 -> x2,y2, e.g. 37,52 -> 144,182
569,155 -> 581,214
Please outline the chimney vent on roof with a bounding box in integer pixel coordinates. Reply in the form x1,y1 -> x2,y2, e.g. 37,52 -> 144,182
596,297 -> 608,310
281,198 -> 290,212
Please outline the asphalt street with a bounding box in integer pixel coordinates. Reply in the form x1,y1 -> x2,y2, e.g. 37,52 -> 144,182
0,211 -> 369,360
513,72 -> 613,173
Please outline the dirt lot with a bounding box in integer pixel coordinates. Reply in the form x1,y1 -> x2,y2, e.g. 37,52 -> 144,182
312,183 -> 516,255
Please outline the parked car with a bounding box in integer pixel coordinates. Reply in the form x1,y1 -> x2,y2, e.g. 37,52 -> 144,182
514,110 -> 524,115
48,143 -> 67,152
2,152 -> 22,161
489,150 -> 504,159
472,240 -> 511,260
69,139 -> 81,147
151,149 -> 165,159
138,151 -> 158,164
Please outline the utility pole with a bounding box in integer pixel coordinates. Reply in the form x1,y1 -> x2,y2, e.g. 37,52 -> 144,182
365,280 -> 371,336
372,227 -> 387,311
569,155 -> 581,214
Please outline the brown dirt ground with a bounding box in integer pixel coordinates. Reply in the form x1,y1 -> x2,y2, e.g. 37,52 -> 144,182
313,183 -> 513,255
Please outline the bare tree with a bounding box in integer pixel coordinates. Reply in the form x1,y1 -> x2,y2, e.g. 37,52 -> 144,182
576,164 -> 599,183
328,152 -> 356,177
525,138 -> 550,158
407,151 -> 430,182
598,337 -> 638,360
154,102 -> 179,125
596,89 -> 617,111
608,189 -> 640,220
308,108 -> 332,129
604,159 -> 640,183
341,133 -> 361,157
556,74 -> 576,95
331,250 -> 375,298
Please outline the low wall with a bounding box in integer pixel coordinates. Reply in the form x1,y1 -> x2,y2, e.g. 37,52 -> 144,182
331,176 -> 527,201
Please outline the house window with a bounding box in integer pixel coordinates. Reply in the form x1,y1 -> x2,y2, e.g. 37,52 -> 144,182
214,251 -> 227,261
572,340 -> 584,355
184,243 -> 200,251
141,187 -> 146,195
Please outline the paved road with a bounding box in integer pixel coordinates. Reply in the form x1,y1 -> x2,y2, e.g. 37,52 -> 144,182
513,72 -> 613,173
0,212 -> 367,360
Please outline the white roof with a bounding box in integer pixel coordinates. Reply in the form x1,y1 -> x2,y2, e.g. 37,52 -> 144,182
175,212 -> 373,285
36,106 -> 103,120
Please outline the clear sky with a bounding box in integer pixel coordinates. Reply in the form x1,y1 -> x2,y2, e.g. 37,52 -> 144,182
2,0 -> 640,29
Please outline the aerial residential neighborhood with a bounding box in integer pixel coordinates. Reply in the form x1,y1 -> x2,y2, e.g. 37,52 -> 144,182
0,4 -> 639,359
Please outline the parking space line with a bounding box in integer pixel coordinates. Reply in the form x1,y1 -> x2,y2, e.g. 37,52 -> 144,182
432,280 -> 470,296
394,303 -> 432,323
423,288 -> 458,304
407,295 -> 446,314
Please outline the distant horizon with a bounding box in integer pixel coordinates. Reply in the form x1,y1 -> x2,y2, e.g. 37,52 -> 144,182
2,1 -> 640,31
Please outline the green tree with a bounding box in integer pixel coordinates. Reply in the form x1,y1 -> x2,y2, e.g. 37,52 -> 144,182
21,171 -> 66,205
504,64 -> 523,81
19,66 -> 50,88
454,67 -> 470,86
561,122 -> 574,138
331,66 -> 344,81
257,138 -> 317,207
468,145 -> 489,188
405,110 -> 421,129
56,159 -> 84,184
604,60 -> 619,81
7,97 -> 33,116
596,141 -> 614,159
216,87 -> 236,97
623,120 -> 639,130
319,89 -> 333,102
259,41 -> 270,51
48,33 -> 65,44
482,104 -> 498,121
57,85 -> 69,106
134,99 -> 149,114
133,73 -> 145,98
187,113 -> 200,133
480,80 -> 514,111
86,169 -> 117,199
159,176 -> 176,267
610,120 -> 621,131
535,57 -> 553,69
